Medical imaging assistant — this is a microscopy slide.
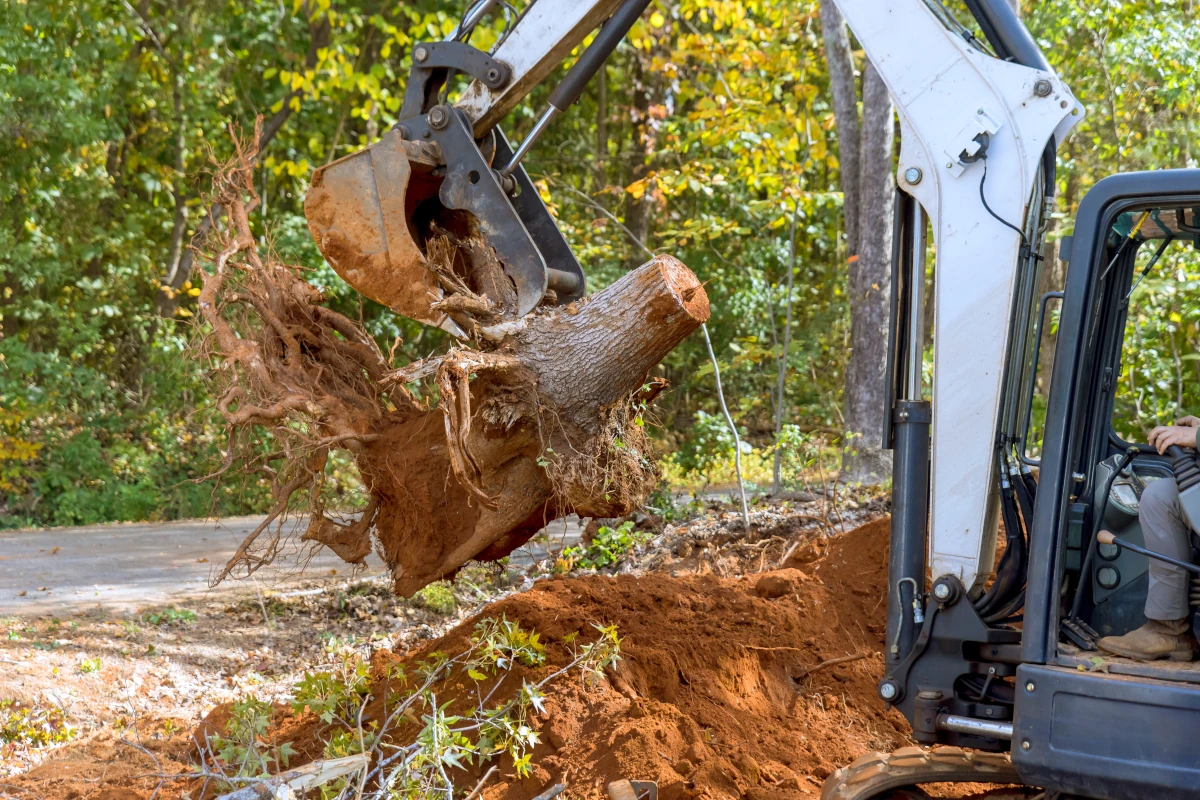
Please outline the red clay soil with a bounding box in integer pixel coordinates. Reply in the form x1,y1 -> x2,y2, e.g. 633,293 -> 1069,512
474,515 -> 907,800
298,515 -> 906,800
13,517 -> 911,800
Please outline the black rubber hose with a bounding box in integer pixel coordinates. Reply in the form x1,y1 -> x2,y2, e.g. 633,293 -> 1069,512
981,465 -> 1034,622
987,490 -> 1028,617
975,505 -> 1017,614
977,459 -> 1026,616
984,585 -> 1026,624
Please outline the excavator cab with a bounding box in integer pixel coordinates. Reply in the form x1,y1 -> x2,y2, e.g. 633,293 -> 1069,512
1007,177 -> 1200,798
839,2 -> 1200,796
854,174 -> 1200,800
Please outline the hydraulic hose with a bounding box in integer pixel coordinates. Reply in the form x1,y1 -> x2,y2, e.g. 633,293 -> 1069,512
980,463 -> 1035,623
976,452 -> 1027,617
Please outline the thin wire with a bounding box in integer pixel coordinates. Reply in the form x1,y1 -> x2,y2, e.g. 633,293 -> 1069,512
890,577 -> 920,657
922,0 -> 996,57
978,156 -> 1027,248
492,0 -> 536,52
1124,235 -> 1174,303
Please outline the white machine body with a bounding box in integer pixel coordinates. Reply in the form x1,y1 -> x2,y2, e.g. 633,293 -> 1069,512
833,0 -> 1082,590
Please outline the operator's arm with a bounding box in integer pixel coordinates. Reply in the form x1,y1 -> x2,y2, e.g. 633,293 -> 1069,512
1148,416 -> 1200,454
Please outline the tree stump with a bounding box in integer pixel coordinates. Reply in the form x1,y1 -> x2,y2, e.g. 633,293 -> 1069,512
197,144 -> 709,595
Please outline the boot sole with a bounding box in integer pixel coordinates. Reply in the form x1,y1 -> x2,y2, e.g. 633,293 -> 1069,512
1097,643 -> 1194,662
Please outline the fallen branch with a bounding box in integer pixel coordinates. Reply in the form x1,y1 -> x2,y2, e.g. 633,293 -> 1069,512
776,540 -> 801,568
462,765 -> 499,800
214,753 -> 369,800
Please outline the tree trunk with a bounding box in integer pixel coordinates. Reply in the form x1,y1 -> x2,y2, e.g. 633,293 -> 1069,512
195,148 -> 708,595
373,256 -> 709,593
819,0 -> 862,256
623,55 -> 658,269
841,62 -> 895,483
595,65 -> 608,188
772,206 -> 799,494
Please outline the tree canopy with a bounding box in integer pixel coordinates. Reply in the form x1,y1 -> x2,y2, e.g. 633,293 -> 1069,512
3,0 -> 1199,526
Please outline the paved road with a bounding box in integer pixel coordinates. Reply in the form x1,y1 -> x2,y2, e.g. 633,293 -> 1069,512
0,515 -> 582,616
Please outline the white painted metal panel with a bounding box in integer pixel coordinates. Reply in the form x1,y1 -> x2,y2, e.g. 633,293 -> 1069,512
833,0 -> 1083,591
455,0 -> 623,136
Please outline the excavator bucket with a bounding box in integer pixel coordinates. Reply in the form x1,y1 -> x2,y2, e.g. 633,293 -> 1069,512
305,33 -> 591,332
304,129 -> 456,332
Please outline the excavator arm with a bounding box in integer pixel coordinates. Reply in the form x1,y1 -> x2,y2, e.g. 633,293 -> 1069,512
305,0 -> 639,334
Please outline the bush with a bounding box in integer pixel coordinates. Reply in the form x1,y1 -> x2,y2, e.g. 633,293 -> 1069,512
412,582 -> 457,615
560,520 -> 651,570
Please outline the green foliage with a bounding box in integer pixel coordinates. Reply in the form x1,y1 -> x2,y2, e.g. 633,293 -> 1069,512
5,0 -> 1200,527
292,642 -> 373,728
210,696 -> 297,781
560,520 -> 651,570
0,699 -> 75,747
644,484 -> 703,525
141,606 -> 196,626
213,617 -> 619,799
77,657 -> 102,674
411,582 -> 458,616
771,424 -> 839,489
675,410 -> 751,484
1113,240 -> 1200,440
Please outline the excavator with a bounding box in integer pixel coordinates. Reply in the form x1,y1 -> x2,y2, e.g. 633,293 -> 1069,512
303,0 -> 1200,797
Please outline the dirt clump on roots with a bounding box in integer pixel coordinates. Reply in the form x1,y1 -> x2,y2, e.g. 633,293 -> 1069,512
267,517 -> 905,800
194,125 -> 708,596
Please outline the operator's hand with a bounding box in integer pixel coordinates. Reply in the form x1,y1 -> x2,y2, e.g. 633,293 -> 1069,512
1149,424 -> 1199,454
1176,415 -> 1200,428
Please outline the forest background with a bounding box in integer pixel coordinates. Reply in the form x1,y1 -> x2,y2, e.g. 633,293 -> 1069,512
3,0 -> 1200,528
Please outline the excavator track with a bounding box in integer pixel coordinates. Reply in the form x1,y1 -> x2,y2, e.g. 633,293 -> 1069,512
821,746 -> 1028,800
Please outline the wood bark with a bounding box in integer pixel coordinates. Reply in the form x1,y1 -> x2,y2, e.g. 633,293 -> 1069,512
375,256 -> 709,594
842,62 -> 895,483
195,144 -> 708,595
818,4 -> 896,483
819,0 -> 862,256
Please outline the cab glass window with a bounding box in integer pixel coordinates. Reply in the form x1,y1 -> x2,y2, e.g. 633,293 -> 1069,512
1112,215 -> 1200,442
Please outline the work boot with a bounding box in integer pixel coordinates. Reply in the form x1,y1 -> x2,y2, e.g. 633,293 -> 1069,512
1098,618 -> 1195,662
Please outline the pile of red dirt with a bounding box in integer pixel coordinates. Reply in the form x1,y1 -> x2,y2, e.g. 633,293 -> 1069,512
281,515 -> 907,800
13,517 -> 908,799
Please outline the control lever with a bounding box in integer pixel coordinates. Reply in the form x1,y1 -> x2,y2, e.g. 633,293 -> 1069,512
1096,530 -> 1200,576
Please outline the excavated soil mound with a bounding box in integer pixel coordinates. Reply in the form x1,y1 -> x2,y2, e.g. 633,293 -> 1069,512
14,517 -> 908,799
279,516 -> 907,800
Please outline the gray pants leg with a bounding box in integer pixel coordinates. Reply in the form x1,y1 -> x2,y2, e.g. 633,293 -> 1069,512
1140,477 -> 1193,621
